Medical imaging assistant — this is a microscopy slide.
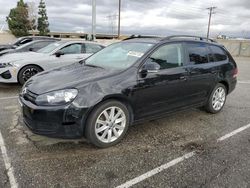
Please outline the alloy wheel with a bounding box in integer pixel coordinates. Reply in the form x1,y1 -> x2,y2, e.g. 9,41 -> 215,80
95,106 -> 126,143
212,87 -> 226,111
22,68 -> 40,81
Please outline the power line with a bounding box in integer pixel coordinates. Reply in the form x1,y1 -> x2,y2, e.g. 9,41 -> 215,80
107,14 -> 118,36
206,6 -> 217,39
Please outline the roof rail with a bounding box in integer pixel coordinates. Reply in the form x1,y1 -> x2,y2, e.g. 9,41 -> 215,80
161,35 -> 217,43
123,35 -> 160,41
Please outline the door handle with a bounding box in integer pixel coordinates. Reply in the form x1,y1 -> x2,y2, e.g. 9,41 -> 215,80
179,76 -> 187,81
211,70 -> 217,74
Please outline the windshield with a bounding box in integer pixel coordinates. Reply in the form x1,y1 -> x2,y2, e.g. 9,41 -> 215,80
15,42 -> 33,50
37,41 -> 63,53
85,42 -> 154,70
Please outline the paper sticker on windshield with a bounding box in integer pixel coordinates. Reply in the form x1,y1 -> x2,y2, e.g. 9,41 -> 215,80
127,51 -> 144,58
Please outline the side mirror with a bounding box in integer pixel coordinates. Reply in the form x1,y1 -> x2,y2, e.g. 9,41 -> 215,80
29,48 -> 34,51
142,60 -> 160,73
139,60 -> 160,78
55,51 -> 64,57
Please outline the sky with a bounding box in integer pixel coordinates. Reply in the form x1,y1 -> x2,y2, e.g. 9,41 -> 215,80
0,0 -> 249,37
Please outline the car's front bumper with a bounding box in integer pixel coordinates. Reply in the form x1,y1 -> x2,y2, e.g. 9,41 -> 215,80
0,67 -> 18,83
19,96 -> 89,139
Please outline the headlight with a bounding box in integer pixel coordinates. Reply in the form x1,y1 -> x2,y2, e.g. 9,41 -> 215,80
0,62 -> 14,68
35,89 -> 78,106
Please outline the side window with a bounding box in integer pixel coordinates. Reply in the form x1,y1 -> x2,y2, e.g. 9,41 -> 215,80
85,43 -> 103,53
148,43 -> 184,70
186,43 -> 209,64
60,44 -> 82,54
210,45 -> 228,62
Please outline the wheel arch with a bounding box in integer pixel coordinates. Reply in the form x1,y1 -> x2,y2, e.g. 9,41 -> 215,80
17,64 -> 44,83
218,80 -> 229,94
82,95 -> 135,136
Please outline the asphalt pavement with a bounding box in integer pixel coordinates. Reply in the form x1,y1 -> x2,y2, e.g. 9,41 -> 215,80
0,57 -> 249,188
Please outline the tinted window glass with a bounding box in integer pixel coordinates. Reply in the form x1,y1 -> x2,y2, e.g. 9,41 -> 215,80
210,45 -> 227,62
148,43 -> 184,69
60,44 -> 82,54
85,43 -> 103,53
187,43 -> 209,64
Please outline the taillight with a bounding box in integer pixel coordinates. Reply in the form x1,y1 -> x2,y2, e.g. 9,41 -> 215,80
233,67 -> 238,78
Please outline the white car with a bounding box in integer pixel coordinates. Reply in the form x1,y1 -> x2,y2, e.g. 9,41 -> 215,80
0,40 -> 105,84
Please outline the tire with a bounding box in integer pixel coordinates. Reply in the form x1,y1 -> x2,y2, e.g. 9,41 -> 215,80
205,83 -> 227,114
18,65 -> 43,85
85,100 -> 130,148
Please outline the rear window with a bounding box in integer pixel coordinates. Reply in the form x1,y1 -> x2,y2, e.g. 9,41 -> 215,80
186,43 -> 209,64
209,45 -> 228,62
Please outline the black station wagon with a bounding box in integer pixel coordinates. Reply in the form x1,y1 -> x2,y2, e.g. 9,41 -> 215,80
19,35 -> 238,148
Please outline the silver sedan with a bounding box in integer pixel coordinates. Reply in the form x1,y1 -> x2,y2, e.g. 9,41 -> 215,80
0,40 -> 105,84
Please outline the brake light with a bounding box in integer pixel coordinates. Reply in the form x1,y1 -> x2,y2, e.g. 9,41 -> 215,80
233,67 -> 238,78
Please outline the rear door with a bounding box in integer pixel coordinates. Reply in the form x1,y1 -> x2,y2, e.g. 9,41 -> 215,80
184,42 -> 218,104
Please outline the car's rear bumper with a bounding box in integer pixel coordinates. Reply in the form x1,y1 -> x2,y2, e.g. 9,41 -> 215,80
19,96 -> 88,139
228,77 -> 237,94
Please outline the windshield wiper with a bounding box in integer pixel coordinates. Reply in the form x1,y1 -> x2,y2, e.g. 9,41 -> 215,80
84,64 -> 104,69
79,59 -> 104,69
79,59 -> 85,64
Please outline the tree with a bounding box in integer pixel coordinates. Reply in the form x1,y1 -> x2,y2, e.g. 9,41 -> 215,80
27,2 -> 37,31
7,0 -> 30,37
37,0 -> 50,36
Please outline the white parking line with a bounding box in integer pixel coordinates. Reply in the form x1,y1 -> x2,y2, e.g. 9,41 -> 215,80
0,130 -> 18,188
0,96 -> 18,100
116,123 -> 250,188
217,123 -> 250,142
238,81 -> 250,84
116,151 -> 195,188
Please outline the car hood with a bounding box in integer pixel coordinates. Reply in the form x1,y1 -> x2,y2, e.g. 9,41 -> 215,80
0,49 -> 13,56
0,52 -> 46,63
0,44 -> 13,49
26,63 -> 118,95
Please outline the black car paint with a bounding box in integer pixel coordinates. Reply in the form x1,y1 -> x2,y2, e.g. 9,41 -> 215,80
19,39 -> 237,138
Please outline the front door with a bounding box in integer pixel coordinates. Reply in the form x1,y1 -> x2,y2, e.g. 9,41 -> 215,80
133,42 -> 190,119
48,43 -> 85,70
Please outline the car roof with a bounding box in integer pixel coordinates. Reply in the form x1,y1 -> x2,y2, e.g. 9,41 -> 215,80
57,40 -> 105,47
20,36 -> 55,39
122,35 -> 223,47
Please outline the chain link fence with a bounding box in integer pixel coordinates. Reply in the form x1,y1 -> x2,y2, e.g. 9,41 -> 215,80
217,39 -> 250,57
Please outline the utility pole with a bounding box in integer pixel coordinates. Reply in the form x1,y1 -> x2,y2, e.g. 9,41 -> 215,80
0,23 -> 5,33
118,0 -> 121,39
91,0 -> 96,41
206,6 -> 216,39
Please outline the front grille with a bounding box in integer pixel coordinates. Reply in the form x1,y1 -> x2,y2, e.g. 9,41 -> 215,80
23,90 -> 38,104
24,116 -> 59,133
